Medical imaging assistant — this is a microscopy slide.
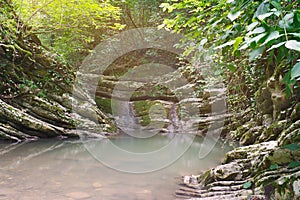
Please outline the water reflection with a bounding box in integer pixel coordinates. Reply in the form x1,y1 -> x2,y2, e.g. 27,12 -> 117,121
84,134 -> 199,173
0,135 -> 230,200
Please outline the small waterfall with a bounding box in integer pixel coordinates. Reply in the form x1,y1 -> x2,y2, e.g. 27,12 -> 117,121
116,101 -> 139,135
168,103 -> 179,136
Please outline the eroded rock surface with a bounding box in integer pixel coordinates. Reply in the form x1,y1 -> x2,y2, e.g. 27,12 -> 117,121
177,107 -> 300,200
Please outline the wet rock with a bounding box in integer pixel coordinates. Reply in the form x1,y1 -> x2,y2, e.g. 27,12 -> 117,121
213,162 -> 243,181
0,98 -> 63,138
230,121 -> 256,142
183,176 -> 191,185
248,195 -> 266,200
179,139 -> 300,199
178,141 -> 281,200
16,95 -> 74,128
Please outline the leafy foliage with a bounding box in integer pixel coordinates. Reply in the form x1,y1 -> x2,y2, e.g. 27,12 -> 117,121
288,161 -> 300,168
269,163 -> 279,170
160,0 -> 300,104
291,62 -> 300,79
113,0 -> 166,28
243,181 -> 252,189
284,142 -> 300,151
12,0 -> 124,65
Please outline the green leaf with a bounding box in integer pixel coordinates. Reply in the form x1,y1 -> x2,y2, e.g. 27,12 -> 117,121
284,143 -> 300,151
261,31 -> 282,46
289,161 -> 300,168
297,12 -> 300,23
291,62 -> 300,79
289,33 -> 300,38
295,12 -> 300,27
247,22 -> 259,31
270,0 -> 281,11
160,2 -> 174,13
247,27 -> 265,36
228,64 -> 236,72
285,40 -> 300,51
160,3 -> 170,12
270,163 -> 279,170
257,12 -> 274,21
159,3 -> 170,8
282,70 -> 293,98
243,181 -> 252,189
214,40 -> 236,50
285,85 -> 293,98
283,70 -> 291,83
200,38 -> 208,46
249,46 -> 265,61
279,13 -> 294,29
228,11 -> 241,21
247,33 -> 268,45
233,37 -> 243,53
255,2 -> 269,18
239,42 -> 249,50
267,41 -> 286,52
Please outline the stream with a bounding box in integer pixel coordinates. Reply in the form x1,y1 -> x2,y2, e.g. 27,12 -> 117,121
0,135 -> 230,200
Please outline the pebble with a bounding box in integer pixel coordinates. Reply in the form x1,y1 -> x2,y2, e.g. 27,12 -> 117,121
136,189 -> 151,194
92,182 -> 102,188
183,176 -> 190,184
65,192 -> 91,199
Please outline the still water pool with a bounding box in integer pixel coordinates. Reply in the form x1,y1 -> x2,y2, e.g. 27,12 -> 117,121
0,134 -> 230,200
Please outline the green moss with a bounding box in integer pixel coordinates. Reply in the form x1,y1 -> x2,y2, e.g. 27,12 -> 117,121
200,170 -> 214,185
95,97 -> 112,114
224,150 -> 248,163
264,121 -> 284,140
231,124 -> 249,140
133,101 -> 154,126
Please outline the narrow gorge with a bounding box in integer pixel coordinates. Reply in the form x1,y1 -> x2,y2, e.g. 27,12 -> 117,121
0,0 -> 299,199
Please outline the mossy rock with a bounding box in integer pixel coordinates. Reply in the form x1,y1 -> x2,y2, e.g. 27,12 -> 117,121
240,131 -> 256,145
268,148 -> 298,165
223,150 -> 248,163
273,174 -> 300,200
238,124 -> 261,145
199,170 -> 215,186
279,119 -> 300,146
291,102 -> 300,122
260,121 -> 285,142
255,85 -> 273,115
230,123 -> 251,140
133,100 -> 172,127
133,101 -> 154,126
95,97 -> 112,114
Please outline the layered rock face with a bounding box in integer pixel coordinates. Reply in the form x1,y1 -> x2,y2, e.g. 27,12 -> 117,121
0,1 -> 228,141
0,0 -> 115,141
177,73 -> 300,199
94,49 -> 228,137
178,135 -> 300,199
